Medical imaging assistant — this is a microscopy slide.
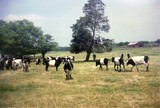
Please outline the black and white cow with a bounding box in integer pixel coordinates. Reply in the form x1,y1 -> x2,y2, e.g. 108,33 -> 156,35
126,54 -> 149,71
96,58 -> 109,70
36,58 -> 41,65
45,56 -> 62,71
63,58 -> 74,80
5,58 -> 13,70
22,56 -> 31,64
12,59 -> 22,70
4,57 -> 22,70
62,56 -> 75,61
22,59 -> 29,72
112,54 -> 125,72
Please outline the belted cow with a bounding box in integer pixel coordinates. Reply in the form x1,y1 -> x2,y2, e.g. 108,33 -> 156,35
45,56 -> 62,71
126,54 -> 149,72
112,54 -> 125,72
96,58 -> 109,70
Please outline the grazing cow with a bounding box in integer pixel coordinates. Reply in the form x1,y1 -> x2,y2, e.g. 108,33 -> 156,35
22,59 -> 29,72
126,54 -> 149,71
45,57 -> 62,71
36,58 -> 41,65
12,59 -> 22,70
112,54 -> 125,72
96,58 -> 108,70
63,58 -> 74,80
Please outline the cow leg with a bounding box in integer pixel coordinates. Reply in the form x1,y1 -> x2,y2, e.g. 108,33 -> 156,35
69,74 -> 73,79
69,71 -> 73,79
135,65 -> 139,72
131,66 -> 134,71
56,67 -> 58,71
65,71 -> 70,80
99,65 -> 103,70
146,66 -> 149,72
119,64 -> 122,72
106,65 -> 108,70
123,64 -> 125,72
65,70 -> 69,80
114,64 -> 116,71
121,61 -> 125,72
144,63 -> 149,72
146,63 -> 149,71
45,64 -> 49,71
117,65 -> 119,71
66,75 -> 69,80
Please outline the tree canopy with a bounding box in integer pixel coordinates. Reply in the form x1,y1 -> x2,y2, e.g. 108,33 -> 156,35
70,0 -> 110,61
0,19 -> 57,58
70,22 -> 92,54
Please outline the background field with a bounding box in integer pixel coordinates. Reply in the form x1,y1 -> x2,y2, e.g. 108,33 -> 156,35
0,47 -> 160,108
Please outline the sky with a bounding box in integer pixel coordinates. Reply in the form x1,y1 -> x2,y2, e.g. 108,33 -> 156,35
0,0 -> 160,46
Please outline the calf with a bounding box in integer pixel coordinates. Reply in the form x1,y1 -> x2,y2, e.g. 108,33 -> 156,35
126,54 -> 149,71
63,58 -> 74,80
112,54 -> 125,72
96,58 -> 108,70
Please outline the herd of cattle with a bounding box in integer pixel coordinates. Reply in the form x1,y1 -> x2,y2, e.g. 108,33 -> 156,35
96,54 -> 149,72
0,54 -> 149,80
0,56 -> 74,80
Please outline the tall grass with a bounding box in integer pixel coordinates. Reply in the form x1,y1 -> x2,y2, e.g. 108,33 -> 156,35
0,47 -> 160,108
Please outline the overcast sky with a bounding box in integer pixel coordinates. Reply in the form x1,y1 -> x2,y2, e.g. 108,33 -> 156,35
0,0 -> 160,46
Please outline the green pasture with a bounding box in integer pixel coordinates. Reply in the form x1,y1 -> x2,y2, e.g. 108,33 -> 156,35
0,47 -> 160,108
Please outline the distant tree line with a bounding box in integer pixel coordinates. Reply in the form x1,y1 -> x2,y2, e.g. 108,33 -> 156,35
113,39 -> 160,47
0,19 -> 58,59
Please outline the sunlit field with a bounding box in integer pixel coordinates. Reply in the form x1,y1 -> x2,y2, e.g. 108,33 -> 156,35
0,47 -> 160,108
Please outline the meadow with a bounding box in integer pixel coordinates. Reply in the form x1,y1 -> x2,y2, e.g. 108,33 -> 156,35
0,47 -> 160,108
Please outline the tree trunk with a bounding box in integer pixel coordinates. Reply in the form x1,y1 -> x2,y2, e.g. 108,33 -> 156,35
85,51 -> 91,61
34,54 -> 35,59
85,33 -> 94,61
84,28 -> 95,61
42,53 -> 45,59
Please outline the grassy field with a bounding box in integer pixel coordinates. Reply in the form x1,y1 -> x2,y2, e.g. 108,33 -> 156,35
0,47 -> 160,108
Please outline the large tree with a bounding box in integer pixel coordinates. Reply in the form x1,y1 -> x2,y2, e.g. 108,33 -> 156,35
70,0 -> 110,61
4,19 -> 44,58
0,19 -> 57,58
70,19 -> 92,55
